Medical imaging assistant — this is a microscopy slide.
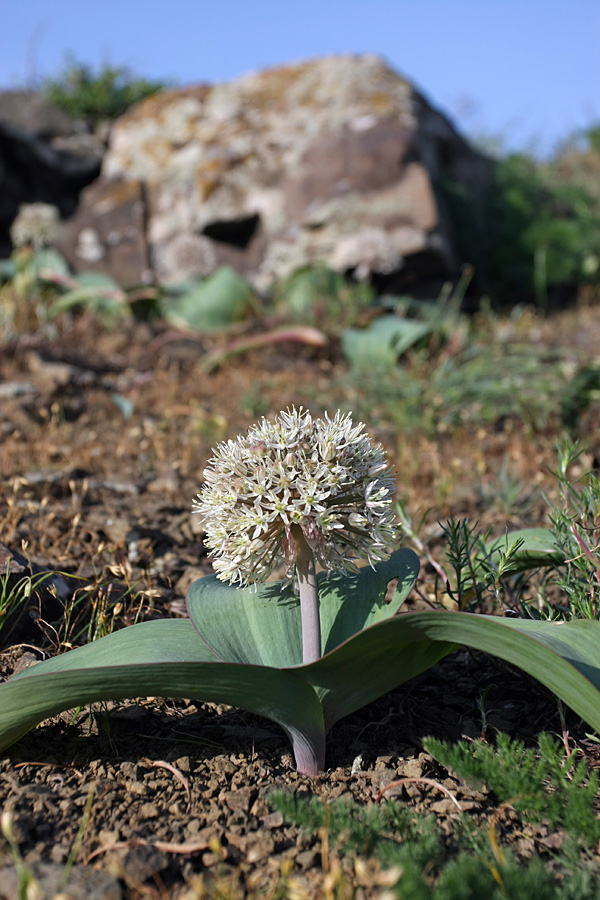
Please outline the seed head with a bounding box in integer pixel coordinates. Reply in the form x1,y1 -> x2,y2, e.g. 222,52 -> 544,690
193,407 -> 397,586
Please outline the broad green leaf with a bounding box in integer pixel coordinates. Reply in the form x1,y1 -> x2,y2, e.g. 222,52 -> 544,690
484,527 -> 564,575
187,577 -> 302,667
0,619 -> 326,771
318,549 -> 420,653
3,571 -> 600,775
370,612 -> 600,735
342,315 -> 432,368
306,620 -> 456,731
73,271 -> 122,290
10,618 -> 219,671
185,548 -> 419,667
160,266 -> 258,332
33,249 -> 70,278
302,612 -> 600,733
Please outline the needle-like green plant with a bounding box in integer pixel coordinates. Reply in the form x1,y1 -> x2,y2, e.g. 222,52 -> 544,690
3,410 -> 600,775
545,439 -> 600,620
272,731 -> 600,897
425,731 -> 600,844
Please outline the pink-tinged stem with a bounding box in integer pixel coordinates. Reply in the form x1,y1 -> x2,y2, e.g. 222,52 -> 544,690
292,525 -> 321,665
289,728 -> 325,776
201,326 -> 327,373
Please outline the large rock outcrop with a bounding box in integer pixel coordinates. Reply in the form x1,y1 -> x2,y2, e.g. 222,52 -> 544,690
6,57 -> 495,293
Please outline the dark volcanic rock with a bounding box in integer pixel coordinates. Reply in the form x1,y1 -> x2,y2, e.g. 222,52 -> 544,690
0,91 -> 103,256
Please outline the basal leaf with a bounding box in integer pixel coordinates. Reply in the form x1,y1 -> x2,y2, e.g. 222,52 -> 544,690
318,548 -> 420,653
185,548 -> 419,667
342,316 -> 432,368
161,266 -> 258,332
2,584 -> 600,776
298,611 -> 600,735
186,576 -> 303,667
304,618 -> 456,731
0,619 -> 326,771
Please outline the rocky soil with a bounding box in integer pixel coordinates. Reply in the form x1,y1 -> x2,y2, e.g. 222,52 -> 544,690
1,307 -> 600,898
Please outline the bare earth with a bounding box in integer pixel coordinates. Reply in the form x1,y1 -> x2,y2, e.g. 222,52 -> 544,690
1,307 -> 600,898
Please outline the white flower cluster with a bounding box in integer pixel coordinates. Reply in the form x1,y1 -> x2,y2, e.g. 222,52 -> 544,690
193,407 -> 398,586
10,203 -> 61,249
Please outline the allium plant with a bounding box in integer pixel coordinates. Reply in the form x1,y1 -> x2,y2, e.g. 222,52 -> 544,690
2,413 -> 600,775
194,408 -> 398,662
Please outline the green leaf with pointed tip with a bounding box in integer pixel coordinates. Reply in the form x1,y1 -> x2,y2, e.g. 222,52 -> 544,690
484,527 -> 564,575
160,266 -> 258,332
342,316 -> 433,369
0,619 -> 326,771
368,612 -> 600,734
185,548 -> 419,667
302,612 -> 600,734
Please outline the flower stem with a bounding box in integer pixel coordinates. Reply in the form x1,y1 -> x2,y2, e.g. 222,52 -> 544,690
292,525 -> 321,664
289,727 -> 325,776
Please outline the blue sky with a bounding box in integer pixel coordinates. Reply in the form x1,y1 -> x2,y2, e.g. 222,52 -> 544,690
3,0 -> 598,156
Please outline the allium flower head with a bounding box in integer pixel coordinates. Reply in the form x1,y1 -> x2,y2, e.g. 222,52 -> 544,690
10,203 -> 61,249
193,407 -> 398,586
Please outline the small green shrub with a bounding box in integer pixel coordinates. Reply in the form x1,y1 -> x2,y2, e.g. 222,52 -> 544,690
160,266 -> 260,332
488,144 -> 600,306
271,732 -> 600,898
398,440 -> 600,621
270,790 -> 442,873
42,54 -> 167,127
425,732 -> 600,844
341,337 -> 568,438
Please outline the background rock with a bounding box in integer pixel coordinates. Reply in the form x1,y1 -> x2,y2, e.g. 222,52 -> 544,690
57,178 -> 151,285
2,57 -> 494,294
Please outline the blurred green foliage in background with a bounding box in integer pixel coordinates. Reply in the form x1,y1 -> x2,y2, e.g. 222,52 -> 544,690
42,53 -> 168,128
